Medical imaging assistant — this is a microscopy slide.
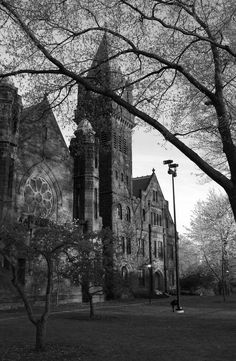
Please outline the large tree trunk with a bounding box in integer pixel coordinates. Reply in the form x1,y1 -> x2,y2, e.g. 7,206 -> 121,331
227,187 -> 236,223
35,319 -> 47,351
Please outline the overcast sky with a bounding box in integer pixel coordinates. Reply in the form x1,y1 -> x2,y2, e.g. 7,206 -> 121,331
132,127 -> 223,233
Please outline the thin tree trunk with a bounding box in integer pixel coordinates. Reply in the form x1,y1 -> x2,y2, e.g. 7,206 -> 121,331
89,295 -> 94,319
35,319 -> 47,351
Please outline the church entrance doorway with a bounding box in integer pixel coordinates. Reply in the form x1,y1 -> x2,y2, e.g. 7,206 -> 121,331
154,271 -> 164,292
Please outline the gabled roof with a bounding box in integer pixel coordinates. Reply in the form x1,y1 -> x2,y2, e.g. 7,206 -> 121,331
132,170 -> 166,200
20,96 -> 69,155
132,175 -> 152,198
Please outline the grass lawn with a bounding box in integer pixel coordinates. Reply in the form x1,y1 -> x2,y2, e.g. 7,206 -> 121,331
0,295 -> 236,361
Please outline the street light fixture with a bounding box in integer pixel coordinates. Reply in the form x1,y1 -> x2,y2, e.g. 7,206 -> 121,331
148,223 -> 153,304
163,160 -> 184,313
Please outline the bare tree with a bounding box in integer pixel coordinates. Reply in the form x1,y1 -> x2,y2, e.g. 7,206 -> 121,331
1,1 -> 236,220
0,219 -> 81,350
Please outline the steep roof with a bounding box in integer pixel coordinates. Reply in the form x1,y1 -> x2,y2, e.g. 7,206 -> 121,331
87,32 -> 126,91
20,97 -> 70,158
132,175 -> 152,198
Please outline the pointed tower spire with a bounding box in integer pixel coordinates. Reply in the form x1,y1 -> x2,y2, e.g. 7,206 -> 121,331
87,31 -> 111,89
93,31 -> 109,64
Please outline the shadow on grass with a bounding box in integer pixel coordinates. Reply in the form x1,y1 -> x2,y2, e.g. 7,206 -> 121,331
0,343 -> 94,361
1,296 -> 236,361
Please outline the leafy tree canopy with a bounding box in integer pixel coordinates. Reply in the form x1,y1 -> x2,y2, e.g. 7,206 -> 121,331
183,190 -> 236,280
1,1 -> 236,218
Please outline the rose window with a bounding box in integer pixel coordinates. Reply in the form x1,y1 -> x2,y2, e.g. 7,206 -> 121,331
23,176 -> 54,217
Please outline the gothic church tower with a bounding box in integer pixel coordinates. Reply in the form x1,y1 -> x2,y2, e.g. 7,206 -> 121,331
75,34 -> 135,232
70,118 -> 101,232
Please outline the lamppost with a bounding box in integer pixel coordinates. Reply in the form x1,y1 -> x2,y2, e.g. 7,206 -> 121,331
147,223 -> 153,304
163,160 -> 184,313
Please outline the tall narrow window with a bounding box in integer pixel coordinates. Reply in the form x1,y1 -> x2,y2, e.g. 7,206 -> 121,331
154,213 -> 157,226
121,266 -> 128,281
8,158 -> 14,197
153,190 -> 156,201
142,209 -> 146,221
126,206 -> 131,222
158,241 -> 163,258
154,241 -> 157,258
127,238 -> 132,254
95,153 -> 98,168
151,212 -> 154,225
42,124 -> 47,141
117,203 -> 122,219
94,188 -> 98,219
121,236 -> 125,254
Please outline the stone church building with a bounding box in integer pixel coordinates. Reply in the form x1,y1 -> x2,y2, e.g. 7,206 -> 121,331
0,35 -> 176,300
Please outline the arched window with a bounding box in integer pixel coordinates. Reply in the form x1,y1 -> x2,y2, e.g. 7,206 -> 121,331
126,206 -> 131,222
117,203 -> 122,219
127,238 -> 132,254
158,241 -> 163,258
154,213 -> 157,225
121,236 -> 125,254
121,266 -> 128,281
142,209 -> 146,221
